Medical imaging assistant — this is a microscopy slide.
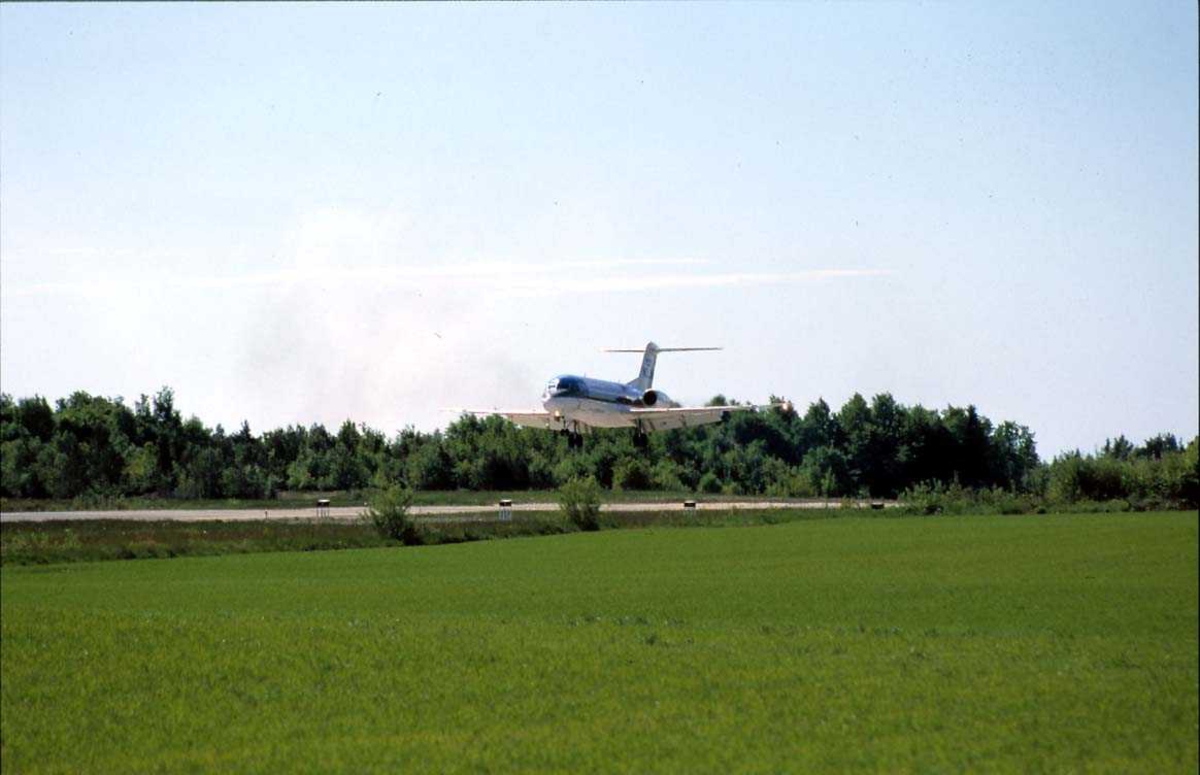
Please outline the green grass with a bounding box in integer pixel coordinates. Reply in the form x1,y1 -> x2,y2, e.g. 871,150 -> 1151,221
2,513 -> 1196,773
0,519 -> 393,565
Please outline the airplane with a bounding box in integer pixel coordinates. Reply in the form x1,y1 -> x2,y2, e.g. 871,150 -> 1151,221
465,342 -> 789,448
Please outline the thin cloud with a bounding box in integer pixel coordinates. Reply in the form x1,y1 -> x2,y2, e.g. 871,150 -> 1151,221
0,257 -> 716,298
3,261 -> 892,299
493,269 -> 896,297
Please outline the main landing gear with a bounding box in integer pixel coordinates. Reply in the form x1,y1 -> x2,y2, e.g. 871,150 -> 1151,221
560,428 -> 585,450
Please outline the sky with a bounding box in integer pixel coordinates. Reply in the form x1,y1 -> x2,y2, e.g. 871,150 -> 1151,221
1,1 -> 1196,457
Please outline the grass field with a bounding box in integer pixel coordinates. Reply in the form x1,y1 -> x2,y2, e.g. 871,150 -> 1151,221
2,512 -> 1196,773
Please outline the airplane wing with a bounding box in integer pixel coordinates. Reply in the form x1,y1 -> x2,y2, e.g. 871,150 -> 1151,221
458,410 -> 569,431
628,402 -> 790,432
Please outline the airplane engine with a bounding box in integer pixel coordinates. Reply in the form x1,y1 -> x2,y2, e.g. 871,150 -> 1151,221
641,389 -> 674,408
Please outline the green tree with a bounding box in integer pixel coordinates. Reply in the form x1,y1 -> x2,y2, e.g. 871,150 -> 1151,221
942,405 -> 993,488
405,436 -> 454,490
990,421 -> 1039,490
797,398 -> 839,455
1136,433 -> 1181,460
801,446 -> 849,497
15,396 -> 55,441
1101,435 -> 1135,460
837,393 -> 872,492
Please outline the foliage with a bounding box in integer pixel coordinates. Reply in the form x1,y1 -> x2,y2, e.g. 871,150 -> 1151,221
1044,437 -> 1198,509
2,389 -> 1195,509
899,482 -> 1042,516
612,457 -> 653,491
558,475 -> 602,530
365,485 -> 417,543
697,471 -> 722,494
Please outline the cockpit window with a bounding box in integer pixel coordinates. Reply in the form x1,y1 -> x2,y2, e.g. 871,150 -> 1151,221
548,375 -> 586,397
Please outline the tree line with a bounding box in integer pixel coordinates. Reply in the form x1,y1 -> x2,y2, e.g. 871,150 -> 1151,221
1,388 -> 1196,508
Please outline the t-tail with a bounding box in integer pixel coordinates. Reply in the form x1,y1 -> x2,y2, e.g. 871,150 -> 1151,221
604,342 -> 722,392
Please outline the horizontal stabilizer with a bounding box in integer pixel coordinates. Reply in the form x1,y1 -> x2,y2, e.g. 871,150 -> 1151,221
602,347 -> 722,353
605,341 -> 723,391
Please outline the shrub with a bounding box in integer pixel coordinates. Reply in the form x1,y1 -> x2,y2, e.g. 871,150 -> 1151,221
899,482 -> 1035,516
900,482 -> 942,515
70,490 -> 125,511
558,476 -> 602,531
552,455 -> 594,486
1064,499 -> 1132,514
697,472 -> 722,494
650,459 -> 686,492
612,458 -> 652,491
764,463 -> 817,498
365,485 -> 418,544
898,481 -> 980,515
1048,455 -> 1126,503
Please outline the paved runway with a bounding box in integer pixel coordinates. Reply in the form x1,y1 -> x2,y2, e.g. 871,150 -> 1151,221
0,499 -> 891,523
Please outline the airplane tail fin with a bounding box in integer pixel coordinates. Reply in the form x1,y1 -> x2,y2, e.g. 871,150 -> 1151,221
604,342 -> 721,391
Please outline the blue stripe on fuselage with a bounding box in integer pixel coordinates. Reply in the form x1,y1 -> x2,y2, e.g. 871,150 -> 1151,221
547,374 -> 641,405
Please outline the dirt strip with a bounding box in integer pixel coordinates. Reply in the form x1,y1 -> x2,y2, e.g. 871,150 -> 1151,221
0,500 -> 894,523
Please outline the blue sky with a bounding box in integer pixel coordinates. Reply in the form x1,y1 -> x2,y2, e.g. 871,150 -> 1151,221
2,2 -> 1196,456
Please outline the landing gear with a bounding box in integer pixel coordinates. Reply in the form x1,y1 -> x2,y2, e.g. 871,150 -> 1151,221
561,428 -> 585,450
633,429 -> 649,450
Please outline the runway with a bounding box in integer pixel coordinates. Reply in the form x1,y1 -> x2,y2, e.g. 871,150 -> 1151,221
0,499 -> 891,523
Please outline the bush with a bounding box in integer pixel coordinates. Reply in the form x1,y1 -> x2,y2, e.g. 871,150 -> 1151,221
1047,454 -> 1132,504
558,476 -> 602,531
552,455 -> 594,486
612,458 -> 652,491
1061,499 -> 1132,514
651,459 -> 686,492
697,472 -> 722,494
763,461 -> 816,498
365,485 -> 418,544
912,482 -> 1014,515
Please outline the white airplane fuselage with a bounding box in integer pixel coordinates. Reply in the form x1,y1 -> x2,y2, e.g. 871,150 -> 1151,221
541,374 -> 676,430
